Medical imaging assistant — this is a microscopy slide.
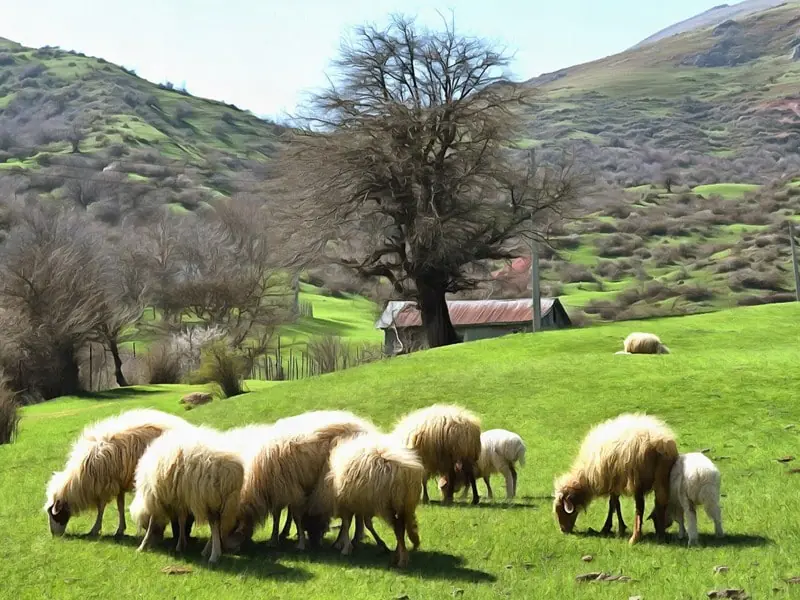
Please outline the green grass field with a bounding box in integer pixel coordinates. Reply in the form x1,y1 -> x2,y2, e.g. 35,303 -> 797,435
3,303 -> 799,599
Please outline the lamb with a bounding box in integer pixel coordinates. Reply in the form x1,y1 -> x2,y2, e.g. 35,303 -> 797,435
553,413 -> 678,545
392,404 -> 482,505
309,433 -> 424,568
437,429 -> 526,500
130,425 -> 245,565
621,332 -> 670,355
44,408 -> 189,537
650,452 -> 723,546
228,410 -> 378,551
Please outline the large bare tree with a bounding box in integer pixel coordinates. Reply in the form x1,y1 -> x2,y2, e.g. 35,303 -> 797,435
279,16 -> 584,347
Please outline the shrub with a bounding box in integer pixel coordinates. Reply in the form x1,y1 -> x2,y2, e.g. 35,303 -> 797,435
560,264 -> 597,284
729,268 -> 785,291
679,284 -> 715,302
175,102 -> 194,121
0,382 -> 20,445
716,256 -> 749,273
190,340 -> 249,398
144,341 -> 183,384
20,64 -> 46,79
0,53 -> 15,66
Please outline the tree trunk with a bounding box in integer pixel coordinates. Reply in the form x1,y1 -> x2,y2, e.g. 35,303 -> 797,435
109,338 -> 129,387
416,273 -> 460,348
48,347 -> 81,399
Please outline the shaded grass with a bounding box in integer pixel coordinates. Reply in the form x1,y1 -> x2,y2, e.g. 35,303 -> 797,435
3,304 -> 800,598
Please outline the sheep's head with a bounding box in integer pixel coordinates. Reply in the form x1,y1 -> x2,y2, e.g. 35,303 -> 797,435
437,468 -> 469,498
553,491 -> 580,533
646,507 -> 674,530
302,513 -> 330,548
46,499 -> 72,536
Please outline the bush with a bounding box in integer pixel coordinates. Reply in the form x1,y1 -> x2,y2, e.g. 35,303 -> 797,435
144,341 -> 183,384
190,340 -> 249,398
560,264 -> 597,284
0,383 -> 20,445
20,64 -> 46,80
729,268 -> 786,292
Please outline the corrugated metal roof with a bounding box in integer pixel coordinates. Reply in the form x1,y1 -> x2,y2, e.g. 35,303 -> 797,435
375,298 -> 557,329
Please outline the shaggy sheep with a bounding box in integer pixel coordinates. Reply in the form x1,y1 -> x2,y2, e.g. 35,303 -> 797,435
228,410 -> 378,551
392,404 -> 482,505
553,413 -> 678,545
130,425 -> 244,565
437,428 -> 526,500
179,392 -> 213,410
44,408 -> 189,537
650,452 -> 723,546
622,332 -> 670,355
309,433 -> 424,567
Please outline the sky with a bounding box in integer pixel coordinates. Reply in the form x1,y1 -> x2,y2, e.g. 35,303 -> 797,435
1,0 -> 730,120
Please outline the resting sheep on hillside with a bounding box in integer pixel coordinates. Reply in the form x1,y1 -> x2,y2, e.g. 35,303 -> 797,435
553,413 -> 678,545
650,452 -> 723,546
305,433 -> 424,567
392,404 -> 482,505
130,425 -> 244,565
228,410 -> 377,551
620,332 -> 670,355
44,409 -> 189,537
438,429 -> 526,500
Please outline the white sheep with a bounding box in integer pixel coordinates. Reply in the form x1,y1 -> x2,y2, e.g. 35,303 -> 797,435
657,452 -> 723,546
553,413 -> 678,545
44,408 -> 189,537
309,433 -> 424,568
437,429 -> 526,500
228,410 -> 378,551
622,332 -> 670,355
130,425 -> 244,565
392,404 -> 482,505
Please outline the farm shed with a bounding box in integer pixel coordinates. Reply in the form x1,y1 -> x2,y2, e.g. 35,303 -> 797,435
376,298 -> 572,355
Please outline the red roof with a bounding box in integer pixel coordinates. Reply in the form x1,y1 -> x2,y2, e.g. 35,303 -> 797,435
491,257 -> 532,279
377,299 -> 557,329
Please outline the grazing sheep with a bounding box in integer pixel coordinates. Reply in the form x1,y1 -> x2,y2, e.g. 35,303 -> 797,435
130,425 -> 244,565
437,429 -> 526,500
179,392 -> 213,410
622,332 -> 670,355
553,413 -> 678,545
392,404 -> 482,505
312,433 -> 424,568
44,409 -> 189,537
649,452 -> 723,546
228,411 -> 378,551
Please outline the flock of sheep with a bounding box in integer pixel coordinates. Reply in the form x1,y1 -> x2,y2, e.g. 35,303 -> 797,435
43,331 -> 724,569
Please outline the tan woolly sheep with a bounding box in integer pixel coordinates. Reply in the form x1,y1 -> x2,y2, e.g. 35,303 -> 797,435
228,410 -> 378,551
438,428 -> 526,500
44,408 -> 189,537
311,433 -> 424,568
130,425 -> 245,565
622,332 -> 670,355
553,413 -> 678,545
392,404 -> 482,505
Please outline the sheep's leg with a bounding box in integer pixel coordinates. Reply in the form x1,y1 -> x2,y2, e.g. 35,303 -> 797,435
485,476 -> 494,501
499,464 -> 515,500
339,513 -> 354,556
422,477 -> 430,504
601,496 -> 616,535
392,514 -> 409,568
463,459 -> 480,506
405,511 -> 420,550
615,495 -> 627,535
185,513 -> 194,540
651,457 -> 673,541
685,503 -> 699,547
87,503 -> 105,537
267,508 -> 282,547
676,510 -> 687,540
280,507 -> 293,540
137,515 -> 157,552
175,512 -> 188,553
364,516 -> 389,552
292,509 -> 307,551
442,468 -> 456,506
629,491 -> 645,545
333,517 -> 349,550
207,514 -> 223,565
510,464 -> 518,499
351,516 -> 365,548
114,493 -> 126,537
706,502 -> 724,538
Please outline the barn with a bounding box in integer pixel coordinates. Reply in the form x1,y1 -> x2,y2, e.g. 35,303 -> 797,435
375,298 -> 572,355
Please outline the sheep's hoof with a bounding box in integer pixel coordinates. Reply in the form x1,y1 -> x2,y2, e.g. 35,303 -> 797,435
341,544 -> 353,556
471,497 -> 480,506
86,529 -> 101,538
113,529 -> 125,539
393,551 -> 409,569
628,534 -> 641,546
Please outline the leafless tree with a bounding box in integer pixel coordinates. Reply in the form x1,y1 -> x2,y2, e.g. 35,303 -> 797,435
278,15 -> 586,347
0,206 -> 111,398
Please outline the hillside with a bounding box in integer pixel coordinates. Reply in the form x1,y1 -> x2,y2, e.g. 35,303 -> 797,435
4,303 -> 800,598
0,38 -> 282,222
632,0 -> 788,49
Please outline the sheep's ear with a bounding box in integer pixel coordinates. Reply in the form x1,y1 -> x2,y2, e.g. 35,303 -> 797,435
563,497 -> 575,514
51,500 -> 63,515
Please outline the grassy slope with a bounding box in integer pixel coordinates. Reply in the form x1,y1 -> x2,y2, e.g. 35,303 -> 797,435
4,303 -> 799,599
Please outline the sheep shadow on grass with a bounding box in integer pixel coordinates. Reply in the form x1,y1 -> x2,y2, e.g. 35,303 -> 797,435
570,529 -> 771,548
85,533 -> 312,581
78,388 -> 164,401
429,499 -> 540,510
